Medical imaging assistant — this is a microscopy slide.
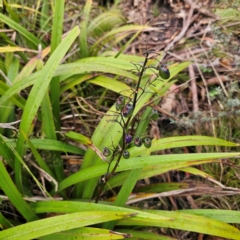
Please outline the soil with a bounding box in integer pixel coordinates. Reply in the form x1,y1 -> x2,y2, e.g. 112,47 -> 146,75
119,0 -> 240,137
115,1 -> 240,239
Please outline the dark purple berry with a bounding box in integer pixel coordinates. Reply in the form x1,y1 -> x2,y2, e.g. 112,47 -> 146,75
143,137 -> 152,148
159,64 -> 170,79
122,103 -> 134,118
125,134 -> 132,144
122,150 -> 130,159
102,147 -> 112,157
134,137 -> 142,147
116,96 -> 125,111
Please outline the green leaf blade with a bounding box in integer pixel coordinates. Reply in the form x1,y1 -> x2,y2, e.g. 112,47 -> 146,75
14,26 -> 80,191
0,159 -> 38,221
0,211 -> 133,240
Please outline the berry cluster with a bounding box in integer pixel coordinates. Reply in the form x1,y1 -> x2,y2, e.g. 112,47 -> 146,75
96,50 -> 170,202
102,61 -> 170,161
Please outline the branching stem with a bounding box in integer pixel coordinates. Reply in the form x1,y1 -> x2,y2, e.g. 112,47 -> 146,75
95,51 -> 151,203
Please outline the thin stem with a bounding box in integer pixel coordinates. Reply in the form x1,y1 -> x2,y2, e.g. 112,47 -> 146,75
132,51 -> 150,109
95,51 -> 151,203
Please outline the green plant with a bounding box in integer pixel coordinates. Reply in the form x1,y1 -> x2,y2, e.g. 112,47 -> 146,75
0,1 -> 240,239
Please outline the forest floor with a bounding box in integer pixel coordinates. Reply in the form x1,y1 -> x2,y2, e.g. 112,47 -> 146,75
119,0 -> 240,136
117,1 -> 240,238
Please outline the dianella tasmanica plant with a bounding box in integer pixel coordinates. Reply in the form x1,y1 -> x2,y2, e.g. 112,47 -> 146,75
96,50 -> 170,202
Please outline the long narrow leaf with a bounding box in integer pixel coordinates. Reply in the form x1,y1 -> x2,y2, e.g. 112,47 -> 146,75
0,59 -> 138,107
30,201 -> 240,239
58,152 -> 240,192
0,211 -> 134,240
105,159 -> 216,190
179,209 -> 240,223
118,210 -> 240,240
79,0 -> 92,58
14,26 -> 80,191
0,58 -> 188,108
40,227 -> 128,240
0,12 -> 43,48
50,0 -> 65,130
1,133 -> 52,201
116,229 -> 176,240
7,138 -> 85,155
0,160 -> 38,221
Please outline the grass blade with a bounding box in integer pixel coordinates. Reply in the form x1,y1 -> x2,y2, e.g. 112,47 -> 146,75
50,0 -> 64,54
40,227 -> 129,240
50,0 -> 65,130
58,152 -> 240,192
0,211 -> 134,240
118,210 -> 240,240
40,0 -> 50,31
116,229 -> 176,240
179,209 -> 240,223
0,57 -> 140,107
0,12 -> 44,48
0,55 -> 18,136
14,26 -> 80,191
23,134 -> 55,178
0,159 -> 38,221
105,159 -> 216,190
79,0 -> 92,58
0,81 -> 25,109
30,201 -> 240,240
0,212 -> 13,229
41,90 -> 66,187
7,138 -> 85,155
128,136 -> 239,158
47,0 -> 66,184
